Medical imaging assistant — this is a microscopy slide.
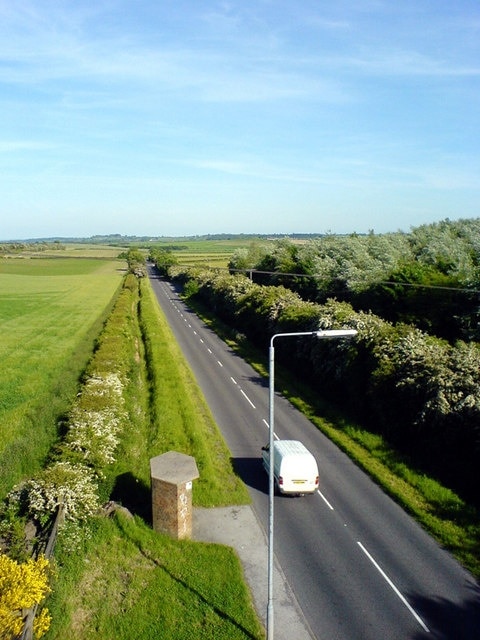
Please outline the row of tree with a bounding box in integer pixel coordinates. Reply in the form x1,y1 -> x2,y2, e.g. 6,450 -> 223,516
0,241 -> 66,253
227,218 -> 480,342
150,259 -> 480,508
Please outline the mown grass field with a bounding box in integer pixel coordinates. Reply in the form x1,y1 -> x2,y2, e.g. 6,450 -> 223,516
2,243 -> 124,259
0,257 -> 124,500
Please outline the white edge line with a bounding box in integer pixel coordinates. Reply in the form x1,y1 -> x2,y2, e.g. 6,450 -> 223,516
357,541 -> 430,633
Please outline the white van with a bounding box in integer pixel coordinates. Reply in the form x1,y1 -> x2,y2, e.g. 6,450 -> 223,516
261,440 -> 319,495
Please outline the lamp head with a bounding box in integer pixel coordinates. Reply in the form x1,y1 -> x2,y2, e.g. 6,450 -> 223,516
315,329 -> 357,338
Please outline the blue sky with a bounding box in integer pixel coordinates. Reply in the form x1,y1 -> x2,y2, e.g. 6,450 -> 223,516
1,1 -> 479,240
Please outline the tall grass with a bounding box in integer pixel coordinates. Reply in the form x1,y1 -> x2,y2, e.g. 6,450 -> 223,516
0,258 -> 123,500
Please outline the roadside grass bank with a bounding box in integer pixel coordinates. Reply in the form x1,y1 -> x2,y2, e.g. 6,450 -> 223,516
138,278 -> 250,507
183,295 -> 480,580
42,274 -> 259,639
0,258 -> 124,502
46,512 -> 264,640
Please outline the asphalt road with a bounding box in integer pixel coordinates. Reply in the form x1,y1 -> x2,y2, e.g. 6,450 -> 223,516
148,266 -> 480,640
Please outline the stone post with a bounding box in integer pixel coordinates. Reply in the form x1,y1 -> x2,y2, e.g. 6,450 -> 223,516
150,451 -> 199,540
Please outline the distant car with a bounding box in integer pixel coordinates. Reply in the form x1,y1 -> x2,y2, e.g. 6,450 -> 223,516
261,440 -> 319,495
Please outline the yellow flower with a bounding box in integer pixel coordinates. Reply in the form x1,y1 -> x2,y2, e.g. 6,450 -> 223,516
0,553 -> 52,639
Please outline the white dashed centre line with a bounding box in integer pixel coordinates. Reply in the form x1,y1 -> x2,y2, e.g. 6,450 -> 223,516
240,389 -> 256,408
317,491 -> 334,510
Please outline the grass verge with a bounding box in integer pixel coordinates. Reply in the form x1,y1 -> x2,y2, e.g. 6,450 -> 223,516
46,512 -> 264,640
137,278 -> 250,507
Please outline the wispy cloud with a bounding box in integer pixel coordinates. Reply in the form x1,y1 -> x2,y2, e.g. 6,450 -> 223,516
0,140 -> 55,152
340,49 -> 480,77
0,36 -> 348,106
0,2 -> 354,105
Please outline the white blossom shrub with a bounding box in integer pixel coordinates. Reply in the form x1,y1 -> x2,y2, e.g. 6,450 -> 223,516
82,372 -> 124,399
63,373 -> 126,473
64,407 -> 122,469
10,462 -> 99,527
169,258 -> 480,498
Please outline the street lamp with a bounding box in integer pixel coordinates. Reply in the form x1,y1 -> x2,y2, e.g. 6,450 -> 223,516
267,328 -> 357,640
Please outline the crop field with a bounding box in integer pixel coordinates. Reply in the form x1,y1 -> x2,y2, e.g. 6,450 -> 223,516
149,238 -> 262,253
148,237 -> 270,269
2,243 -> 125,260
175,252 -> 232,268
0,257 -> 124,500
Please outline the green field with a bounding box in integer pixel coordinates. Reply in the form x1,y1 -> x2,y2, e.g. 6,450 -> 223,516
0,257 -> 124,500
148,238 -> 264,253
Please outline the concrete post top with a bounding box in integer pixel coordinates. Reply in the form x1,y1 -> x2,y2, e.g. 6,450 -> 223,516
150,451 -> 199,485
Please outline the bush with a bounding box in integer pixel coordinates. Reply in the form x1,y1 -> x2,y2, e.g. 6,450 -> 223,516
11,462 -> 100,527
0,553 -> 52,639
63,373 -> 126,472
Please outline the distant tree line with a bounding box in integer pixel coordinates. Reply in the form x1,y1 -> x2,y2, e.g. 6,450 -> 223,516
0,241 -> 66,253
150,220 -> 480,507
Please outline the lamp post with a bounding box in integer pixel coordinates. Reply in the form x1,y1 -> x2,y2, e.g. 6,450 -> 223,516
266,328 -> 357,640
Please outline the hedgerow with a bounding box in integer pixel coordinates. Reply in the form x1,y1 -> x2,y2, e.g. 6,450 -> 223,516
228,219 -> 480,342
163,264 -> 480,507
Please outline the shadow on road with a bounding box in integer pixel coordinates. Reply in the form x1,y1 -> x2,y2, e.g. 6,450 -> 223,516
231,456 -> 268,494
408,582 -> 480,640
